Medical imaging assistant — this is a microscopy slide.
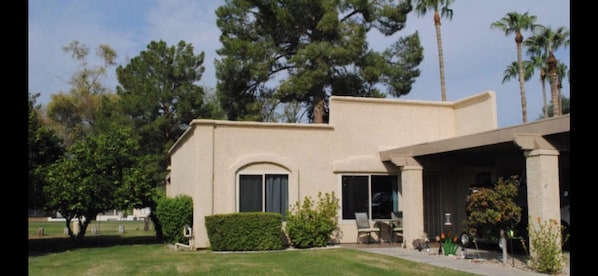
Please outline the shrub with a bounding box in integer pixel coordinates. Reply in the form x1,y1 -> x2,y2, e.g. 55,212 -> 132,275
285,192 -> 339,248
155,195 -> 193,244
205,212 -> 284,251
464,176 -> 522,247
526,217 -> 566,274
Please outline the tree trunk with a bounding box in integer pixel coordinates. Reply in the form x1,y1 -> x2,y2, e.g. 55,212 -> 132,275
557,78 -> 563,115
65,217 -> 75,239
312,93 -> 326,124
516,40 -> 527,123
540,70 -> 547,118
547,53 -> 560,116
434,12 -> 447,101
76,220 -> 86,243
500,229 -> 508,264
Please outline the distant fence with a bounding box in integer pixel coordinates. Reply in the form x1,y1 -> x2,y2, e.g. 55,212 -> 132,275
45,215 -> 147,222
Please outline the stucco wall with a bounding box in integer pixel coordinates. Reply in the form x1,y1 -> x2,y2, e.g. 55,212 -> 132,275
453,91 -> 498,135
329,96 -> 456,153
168,92 -> 499,248
212,122 -> 335,209
167,124 -> 217,249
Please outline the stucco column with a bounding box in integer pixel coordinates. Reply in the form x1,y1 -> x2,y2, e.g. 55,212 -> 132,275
401,164 -> 424,249
524,149 -> 561,251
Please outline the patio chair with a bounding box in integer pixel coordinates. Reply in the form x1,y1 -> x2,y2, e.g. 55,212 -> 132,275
390,211 -> 404,246
355,212 -> 380,244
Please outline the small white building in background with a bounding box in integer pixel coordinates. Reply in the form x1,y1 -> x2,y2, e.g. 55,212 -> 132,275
48,207 -> 152,222
96,208 -> 152,221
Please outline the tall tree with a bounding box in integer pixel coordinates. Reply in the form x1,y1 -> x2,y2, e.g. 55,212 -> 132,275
491,12 -> 541,123
116,40 -> 211,188
215,0 -> 423,123
530,55 -> 549,118
525,34 -> 550,118
556,62 -> 569,115
524,26 -> 569,117
45,41 -> 118,146
28,92 -> 64,213
545,27 -> 569,117
413,0 -> 454,102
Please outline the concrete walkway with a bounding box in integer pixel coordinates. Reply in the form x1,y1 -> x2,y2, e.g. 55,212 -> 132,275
343,244 -> 570,276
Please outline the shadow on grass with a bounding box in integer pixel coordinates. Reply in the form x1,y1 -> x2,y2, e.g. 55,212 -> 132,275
28,235 -> 163,257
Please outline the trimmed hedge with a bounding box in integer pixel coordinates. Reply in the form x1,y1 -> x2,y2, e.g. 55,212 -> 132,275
205,212 -> 284,251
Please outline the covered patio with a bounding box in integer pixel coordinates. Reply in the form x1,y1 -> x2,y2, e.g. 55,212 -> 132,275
379,114 -> 570,250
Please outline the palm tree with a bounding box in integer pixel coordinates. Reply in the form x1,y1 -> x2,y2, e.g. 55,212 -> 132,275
413,0 -> 454,102
491,12 -> 541,123
502,60 -> 534,84
556,62 -> 569,115
525,25 -> 569,117
525,38 -> 549,118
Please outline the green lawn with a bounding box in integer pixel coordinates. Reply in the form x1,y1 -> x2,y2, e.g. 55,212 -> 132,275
28,220 -> 476,276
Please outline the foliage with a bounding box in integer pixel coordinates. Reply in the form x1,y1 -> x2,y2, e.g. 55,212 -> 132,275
46,40 -> 118,147
43,125 -> 153,243
147,188 -> 166,240
525,27 -> 570,119
116,40 -> 215,189
92,94 -> 136,135
502,60 -> 535,84
205,212 -> 284,251
28,92 -> 65,210
465,176 -> 522,241
537,95 -> 570,119
436,231 -> 459,256
490,11 -> 541,123
525,217 -> 566,274
155,195 -> 193,244
285,192 -> 339,248
215,0 -> 422,123
524,26 -> 570,115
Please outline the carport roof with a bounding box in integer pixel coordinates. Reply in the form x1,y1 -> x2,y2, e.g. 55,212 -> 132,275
379,114 -> 570,161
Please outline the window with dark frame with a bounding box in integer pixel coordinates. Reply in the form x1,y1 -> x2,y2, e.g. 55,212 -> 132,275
239,174 -> 289,219
341,175 -> 398,220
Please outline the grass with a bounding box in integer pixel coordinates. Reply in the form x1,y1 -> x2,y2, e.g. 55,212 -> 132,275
29,219 -> 155,238
28,220 -> 477,276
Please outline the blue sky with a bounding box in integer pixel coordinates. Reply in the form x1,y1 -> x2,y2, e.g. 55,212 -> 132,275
28,0 -> 570,128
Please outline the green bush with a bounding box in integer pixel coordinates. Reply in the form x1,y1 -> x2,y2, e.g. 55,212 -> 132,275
285,192 -> 339,249
155,195 -> 193,244
465,176 -> 522,242
205,212 -> 284,251
526,217 -> 566,274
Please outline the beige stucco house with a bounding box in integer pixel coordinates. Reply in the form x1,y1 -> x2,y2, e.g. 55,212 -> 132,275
166,91 -> 569,250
